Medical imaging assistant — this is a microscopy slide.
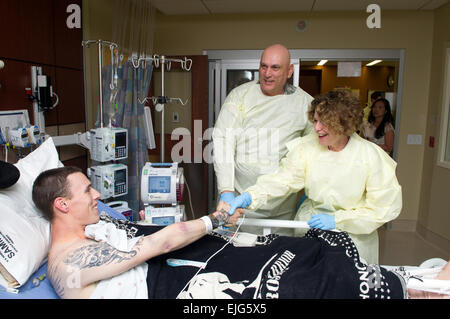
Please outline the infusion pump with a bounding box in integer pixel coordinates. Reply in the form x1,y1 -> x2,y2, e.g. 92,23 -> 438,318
143,205 -> 186,226
88,164 -> 128,200
89,127 -> 128,162
141,162 -> 185,226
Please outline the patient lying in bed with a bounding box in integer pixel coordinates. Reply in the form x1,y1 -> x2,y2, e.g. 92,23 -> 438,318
32,166 -> 449,299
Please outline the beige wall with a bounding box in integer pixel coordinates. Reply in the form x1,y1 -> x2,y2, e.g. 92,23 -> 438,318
153,11 -> 434,224
82,0 -> 114,130
419,2 -> 450,243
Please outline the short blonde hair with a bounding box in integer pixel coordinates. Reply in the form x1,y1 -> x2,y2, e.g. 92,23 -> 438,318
308,90 -> 363,136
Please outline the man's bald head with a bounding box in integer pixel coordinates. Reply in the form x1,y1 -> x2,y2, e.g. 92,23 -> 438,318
259,44 -> 294,96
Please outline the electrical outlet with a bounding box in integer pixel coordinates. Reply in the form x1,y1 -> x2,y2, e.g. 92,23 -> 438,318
407,134 -> 422,145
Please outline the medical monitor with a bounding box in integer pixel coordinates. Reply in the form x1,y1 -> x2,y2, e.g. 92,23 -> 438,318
141,162 -> 178,205
148,176 -> 171,194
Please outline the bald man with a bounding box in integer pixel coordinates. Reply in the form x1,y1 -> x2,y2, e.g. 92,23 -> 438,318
212,44 -> 313,235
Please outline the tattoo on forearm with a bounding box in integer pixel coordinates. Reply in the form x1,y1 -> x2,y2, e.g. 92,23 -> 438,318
64,242 -> 138,269
208,210 -> 230,229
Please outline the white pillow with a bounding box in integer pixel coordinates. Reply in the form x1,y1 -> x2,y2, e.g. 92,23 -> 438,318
0,138 -> 62,287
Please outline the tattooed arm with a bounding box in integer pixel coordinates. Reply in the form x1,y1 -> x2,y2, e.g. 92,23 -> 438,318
48,211 -> 242,298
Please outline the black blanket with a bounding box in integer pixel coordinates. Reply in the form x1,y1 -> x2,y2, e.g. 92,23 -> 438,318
100,215 -> 406,299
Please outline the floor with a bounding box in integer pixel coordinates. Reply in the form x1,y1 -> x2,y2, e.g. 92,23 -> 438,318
378,227 -> 450,266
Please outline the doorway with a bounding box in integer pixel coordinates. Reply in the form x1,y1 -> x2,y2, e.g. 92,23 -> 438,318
299,68 -> 322,98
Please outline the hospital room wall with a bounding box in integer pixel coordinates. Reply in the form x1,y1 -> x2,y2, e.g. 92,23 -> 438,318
417,2 -> 450,249
82,0 -> 114,132
0,0 -> 87,170
152,10 -> 450,244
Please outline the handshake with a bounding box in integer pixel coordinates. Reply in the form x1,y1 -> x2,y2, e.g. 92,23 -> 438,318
218,191 -> 336,231
217,192 -> 252,217
211,192 -> 251,227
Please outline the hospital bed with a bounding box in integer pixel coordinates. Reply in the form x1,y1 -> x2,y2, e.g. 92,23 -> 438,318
1,212 -> 448,298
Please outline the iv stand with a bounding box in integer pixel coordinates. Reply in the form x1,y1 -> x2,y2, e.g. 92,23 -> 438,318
82,40 -> 119,128
133,54 -> 192,162
52,40 -> 119,148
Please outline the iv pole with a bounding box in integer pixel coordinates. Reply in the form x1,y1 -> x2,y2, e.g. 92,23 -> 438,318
82,39 -> 119,129
133,54 -> 192,162
53,40 -> 119,147
160,56 -> 166,162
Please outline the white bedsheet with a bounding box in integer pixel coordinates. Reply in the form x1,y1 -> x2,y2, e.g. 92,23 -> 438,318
85,220 -> 148,299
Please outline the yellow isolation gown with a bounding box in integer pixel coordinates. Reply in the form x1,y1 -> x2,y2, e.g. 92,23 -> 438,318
246,132 -> 402,264
212,80 -> 313,235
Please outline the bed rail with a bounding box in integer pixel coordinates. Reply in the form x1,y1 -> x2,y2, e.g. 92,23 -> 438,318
236,218 -> 339,235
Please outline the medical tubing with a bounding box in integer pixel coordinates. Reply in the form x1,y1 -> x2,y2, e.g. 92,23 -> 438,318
184,179 -> 196,220
177,214 -> 246,298
98,40 -> 104,128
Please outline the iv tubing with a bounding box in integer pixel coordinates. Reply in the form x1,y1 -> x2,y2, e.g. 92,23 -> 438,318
98,40 -> 104,128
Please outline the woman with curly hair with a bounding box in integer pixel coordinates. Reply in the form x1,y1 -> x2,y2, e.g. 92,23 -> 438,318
227,90 -> 402,264
361,98 -> 395,155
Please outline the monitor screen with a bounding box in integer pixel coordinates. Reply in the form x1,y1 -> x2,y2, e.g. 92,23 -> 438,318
115,131 -> 126,147
152,216 -> 175,226
148,176 -> 171,193
114,169 -> 126,183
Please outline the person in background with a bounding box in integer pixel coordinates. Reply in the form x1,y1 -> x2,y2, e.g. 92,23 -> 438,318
212,44 -> 313,235
363,91 -> 383,123
361,98 -> 395,155
226,90 -> 402,264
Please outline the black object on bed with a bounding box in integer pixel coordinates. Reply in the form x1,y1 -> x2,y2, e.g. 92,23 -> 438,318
100,215 -> 406,299
0,161 -> 20,189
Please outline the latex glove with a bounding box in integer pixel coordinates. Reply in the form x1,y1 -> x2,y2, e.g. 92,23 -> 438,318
308,214 -> 336,230
228,192 -> 252,216
219,192 -> 235,204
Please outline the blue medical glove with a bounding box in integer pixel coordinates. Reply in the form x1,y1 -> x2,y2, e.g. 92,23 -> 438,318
227,192 -> 252,216
219,192 -> 235,205
308,214 -> 336,230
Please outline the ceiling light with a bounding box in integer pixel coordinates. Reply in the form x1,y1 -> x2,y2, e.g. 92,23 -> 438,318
366,60 -> 382,66
317,60 -> 328,66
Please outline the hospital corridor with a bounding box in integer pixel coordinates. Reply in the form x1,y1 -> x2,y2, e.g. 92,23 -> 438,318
0,0 -> 449,301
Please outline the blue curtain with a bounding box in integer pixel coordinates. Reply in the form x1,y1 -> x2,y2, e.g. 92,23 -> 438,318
99,62 -> 153,220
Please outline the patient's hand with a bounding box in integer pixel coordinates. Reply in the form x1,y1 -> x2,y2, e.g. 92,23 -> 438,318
209,207 -> 244,228
216,200 -> 230,215
215,201 -> 245,225
227,208 -> 245,226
